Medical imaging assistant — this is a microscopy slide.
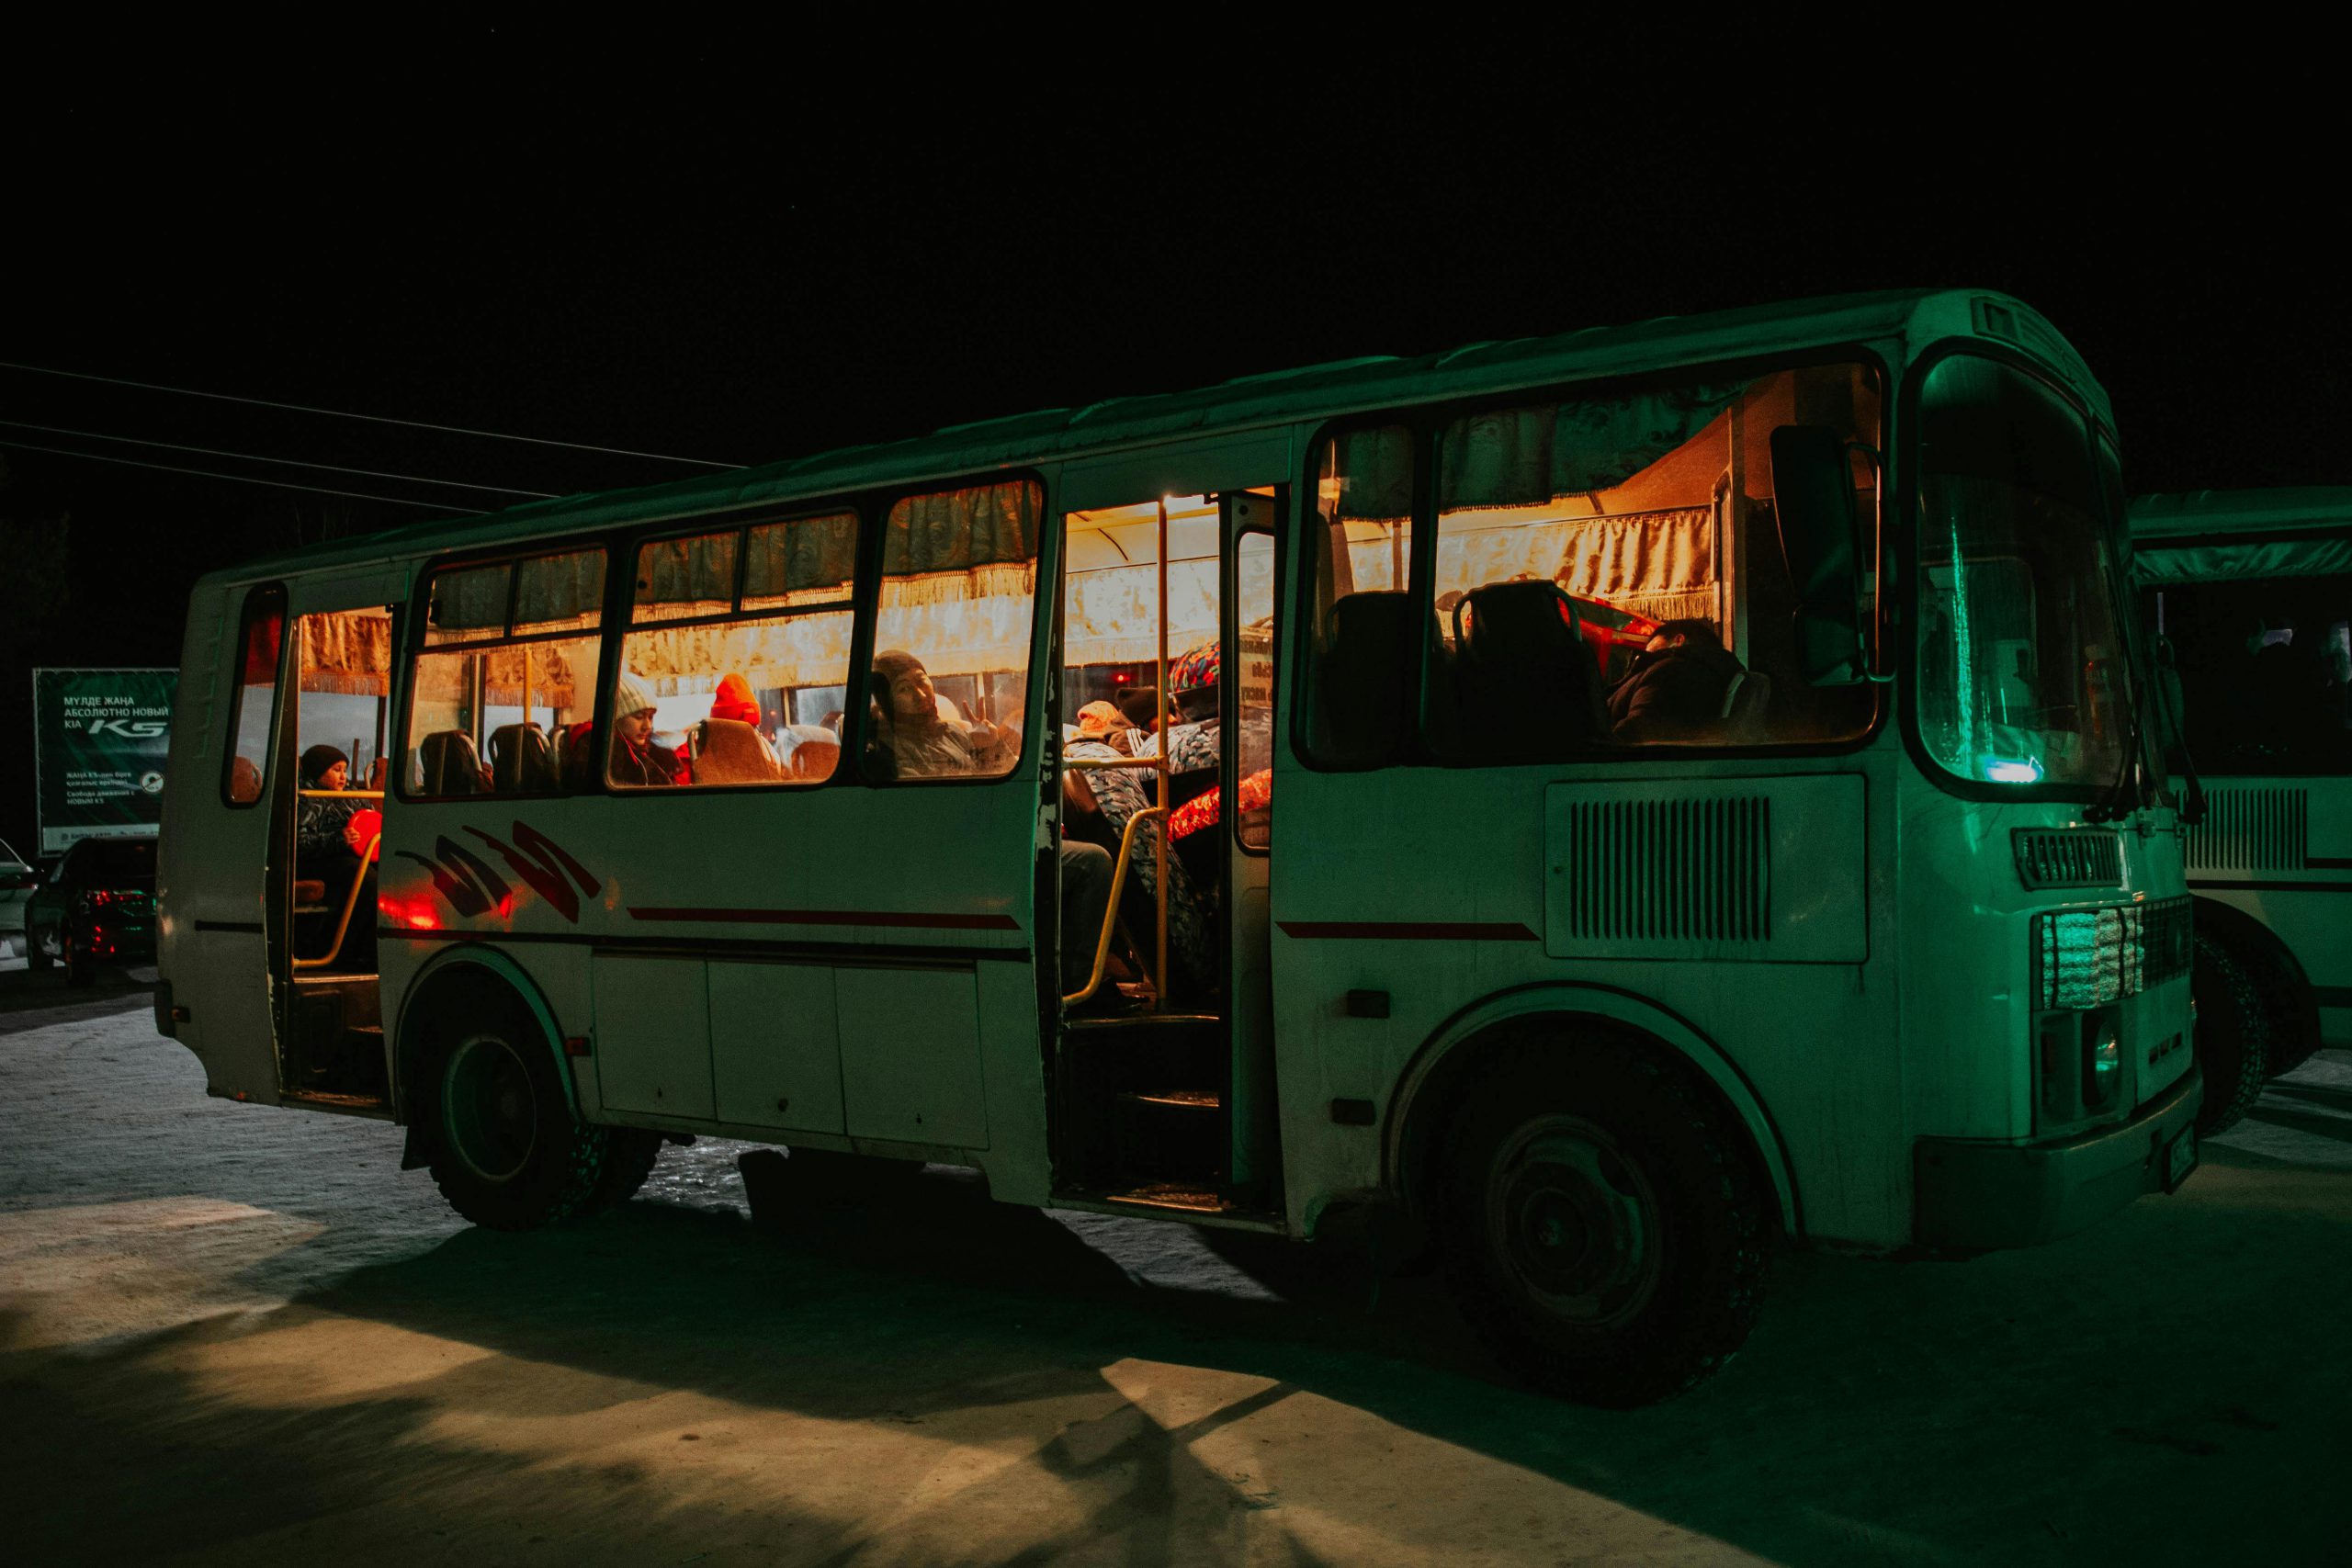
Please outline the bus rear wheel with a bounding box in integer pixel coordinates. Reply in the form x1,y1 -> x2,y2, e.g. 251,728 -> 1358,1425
1440,1038 -> 1773,1407
423,1001 -> 614,1231
2190,933 -> 2270,1136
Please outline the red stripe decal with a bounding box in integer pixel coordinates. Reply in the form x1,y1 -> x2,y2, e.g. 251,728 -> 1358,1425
1278,919 -> 1541,942
629,906 -> 1021,931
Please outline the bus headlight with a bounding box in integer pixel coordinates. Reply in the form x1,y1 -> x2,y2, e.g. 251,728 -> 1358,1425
2084,1017 -> 2121,1112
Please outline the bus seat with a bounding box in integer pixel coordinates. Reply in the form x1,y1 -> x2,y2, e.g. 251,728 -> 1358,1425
293,878 -> 329,908
553,720 -> 596,791
1453,581 -> 1610,751
781,727 -> 841,783
695,718 -> 782,784
1321,591 -> 1416,762
1722,670 -> 1772,742
419,730 -> 491,795
488,723 -> 559,794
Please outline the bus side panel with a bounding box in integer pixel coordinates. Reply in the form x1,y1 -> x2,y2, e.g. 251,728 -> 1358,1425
2187,774 -> 2352,1050
1272,757 -> 1906,1247
376,783 -> 1053,1197
158,583 -> 284,1104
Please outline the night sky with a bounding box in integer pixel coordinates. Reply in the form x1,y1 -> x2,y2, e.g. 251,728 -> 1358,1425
4,43 -> 2341,853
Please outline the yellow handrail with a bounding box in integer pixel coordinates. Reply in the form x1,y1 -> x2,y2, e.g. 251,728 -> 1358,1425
297,788 -> 386,799
292,833 -> 380,972
1062,807 -> 1165,1008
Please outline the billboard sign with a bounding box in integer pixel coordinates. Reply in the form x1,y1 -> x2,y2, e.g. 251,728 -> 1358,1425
32,668 -> 177,854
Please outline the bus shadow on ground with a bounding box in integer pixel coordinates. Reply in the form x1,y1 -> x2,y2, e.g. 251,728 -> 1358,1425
7,1137 -> 2350,1563
281,1143 -> 2352,1562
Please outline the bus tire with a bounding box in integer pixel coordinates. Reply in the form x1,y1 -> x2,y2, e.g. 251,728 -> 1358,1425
583,1129 -> 665,1213
2190,933 -> 2269,1136
422,996 -> 613,1231
1437,1035 -> 1772,1407
2242,940 -> 2324,1080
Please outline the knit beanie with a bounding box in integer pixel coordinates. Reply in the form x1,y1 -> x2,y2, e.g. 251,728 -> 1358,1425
300,744 -> 348,784
614,677 -> 656,718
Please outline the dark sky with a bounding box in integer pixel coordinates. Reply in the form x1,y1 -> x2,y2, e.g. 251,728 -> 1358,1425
3,41 -> 2342,849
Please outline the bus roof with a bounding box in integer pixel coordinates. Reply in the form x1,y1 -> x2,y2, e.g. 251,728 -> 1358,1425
2129,488 -> 2352,539
2130,490 -> 2352,582
220,287 -> 2091,584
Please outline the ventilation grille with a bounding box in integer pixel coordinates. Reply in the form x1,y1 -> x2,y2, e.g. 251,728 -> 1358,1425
2188,788 -> 2308,871
2014,829 -> 2122,889
1556,796 -> 1770,943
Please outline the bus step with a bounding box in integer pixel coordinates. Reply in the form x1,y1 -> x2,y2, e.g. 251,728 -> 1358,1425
1114,1088 -> 1223,1185
1101,1182 -> 1226,1214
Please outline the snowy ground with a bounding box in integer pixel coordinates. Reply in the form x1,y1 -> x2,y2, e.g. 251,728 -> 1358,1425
1,973 -> 2346,1565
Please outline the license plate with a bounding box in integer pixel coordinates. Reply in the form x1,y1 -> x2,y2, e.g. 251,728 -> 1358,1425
2164,1128 -> 2198,1192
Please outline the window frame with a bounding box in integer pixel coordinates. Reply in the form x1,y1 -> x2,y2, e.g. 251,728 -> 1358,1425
854,470 -> 1051,789
396,542 -> 617,804
219,581 -> 288,809
1290,345 -> 1894,773
605,503 -> 865,795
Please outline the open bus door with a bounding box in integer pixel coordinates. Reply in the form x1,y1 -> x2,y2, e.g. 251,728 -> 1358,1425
268,570 -> 402,1111
1051,484 -> 1285,1223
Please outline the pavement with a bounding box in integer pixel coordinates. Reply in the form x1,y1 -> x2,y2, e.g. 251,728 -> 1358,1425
2,972 -> 2347,1565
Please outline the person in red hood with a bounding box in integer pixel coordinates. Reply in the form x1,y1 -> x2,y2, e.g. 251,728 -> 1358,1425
677,672 -> 782,784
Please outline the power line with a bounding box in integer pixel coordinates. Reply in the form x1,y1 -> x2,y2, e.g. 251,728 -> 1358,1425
0,437 -> 459,511
0,417 -> 554,498
0,358 -> 746,469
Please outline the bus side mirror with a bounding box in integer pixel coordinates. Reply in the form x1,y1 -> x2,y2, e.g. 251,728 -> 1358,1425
1770,425 -> 1866,685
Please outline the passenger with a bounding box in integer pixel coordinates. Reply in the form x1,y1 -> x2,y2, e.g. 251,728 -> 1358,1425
1146,638 -> 1226,773
1075,700 -> 1125,740
1114,685 -> 1161,733
295,745 -> 377,968
609,678 -> 684,786
1607,618 -> 1745,742
1058,840 -> 1116,998
871,649 -> 1011,777
1066,723 -> 1217,999
681,672 -> 781,784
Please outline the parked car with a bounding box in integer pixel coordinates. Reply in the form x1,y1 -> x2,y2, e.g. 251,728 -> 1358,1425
0,838 -> 36,956
25,837 -> 158,985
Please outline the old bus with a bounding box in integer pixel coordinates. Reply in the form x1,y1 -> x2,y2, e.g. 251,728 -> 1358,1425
155,288 -> 2199,1405
2131,489 -> 2349,1120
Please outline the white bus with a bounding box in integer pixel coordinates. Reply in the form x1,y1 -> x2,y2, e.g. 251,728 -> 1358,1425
156,288 -> 2198,1405
2131,489 -> 2349,1109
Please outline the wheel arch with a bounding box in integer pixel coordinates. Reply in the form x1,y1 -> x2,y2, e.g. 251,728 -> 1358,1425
1385,983 -> 1802,1237
2189,894 -> 2314,992
392,943 -> 577,1127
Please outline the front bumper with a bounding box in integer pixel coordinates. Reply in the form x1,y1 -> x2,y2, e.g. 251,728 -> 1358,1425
1913,1066 -> 2203,1251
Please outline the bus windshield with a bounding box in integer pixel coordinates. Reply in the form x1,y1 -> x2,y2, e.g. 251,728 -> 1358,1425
1916,355 -> 2136,790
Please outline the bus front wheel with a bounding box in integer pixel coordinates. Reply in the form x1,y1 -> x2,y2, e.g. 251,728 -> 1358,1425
2189,933 -> 2270,1137
1440,1038 -> 1773,1407
423,1000 -> 616,1231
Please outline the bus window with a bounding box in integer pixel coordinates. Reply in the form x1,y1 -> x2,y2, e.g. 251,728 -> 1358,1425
1917,358 -> 2127,788
2148,571 -> 2352,773
866,479 -> 1040,782
220,583 -> 284,806
409,547 -> 606,796
1302,425 -> 1416,767
613,512 -> 858,788
1236,529 -> 1275,849
1424,364 -> 1880,761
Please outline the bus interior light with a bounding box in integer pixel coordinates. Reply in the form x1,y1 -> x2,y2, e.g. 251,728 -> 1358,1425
1984,757 -> 2044,784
